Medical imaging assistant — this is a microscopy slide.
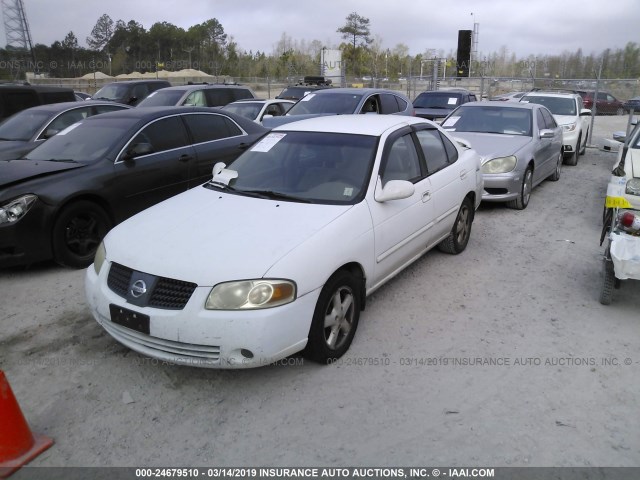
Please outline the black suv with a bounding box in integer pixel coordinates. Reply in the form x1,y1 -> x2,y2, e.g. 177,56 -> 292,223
136,83 -> 256,108
0,84 -> 76,121
91,80 -> 171,106
413,88 -> 478,122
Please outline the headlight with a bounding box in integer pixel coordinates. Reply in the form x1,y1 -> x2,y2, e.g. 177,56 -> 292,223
93,241 -> 107,275
0,194 -> 37,225
562,122 -> 577,132
205,279 -> 296,310
482,156 -> 517,174
626,178 -> 640,196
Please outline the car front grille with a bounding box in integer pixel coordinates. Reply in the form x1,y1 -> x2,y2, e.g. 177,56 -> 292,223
107,262 -> 197,310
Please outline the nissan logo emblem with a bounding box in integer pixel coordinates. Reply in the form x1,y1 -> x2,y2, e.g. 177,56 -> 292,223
131,280 -> 147,298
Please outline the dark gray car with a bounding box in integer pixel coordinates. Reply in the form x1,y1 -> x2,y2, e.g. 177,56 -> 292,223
0,101 -> 130,161
262,88 -> 414,128
137,84 -> 256,108
413,88 -> 477,122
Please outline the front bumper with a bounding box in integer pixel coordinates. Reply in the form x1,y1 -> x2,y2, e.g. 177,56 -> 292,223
480,172 -> 522,202
85,262 -> 321,369
0,199 -> 54,268
562,128 -> 580,155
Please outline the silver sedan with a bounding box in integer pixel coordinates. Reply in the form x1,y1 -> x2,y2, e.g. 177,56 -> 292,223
441,101 -> 563,209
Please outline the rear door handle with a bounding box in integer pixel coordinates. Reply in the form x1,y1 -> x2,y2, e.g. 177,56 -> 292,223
179,154 -> 193,162
460,169 -> 468,179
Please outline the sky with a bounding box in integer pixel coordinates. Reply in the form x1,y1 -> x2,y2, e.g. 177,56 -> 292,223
2,0 -> 638,60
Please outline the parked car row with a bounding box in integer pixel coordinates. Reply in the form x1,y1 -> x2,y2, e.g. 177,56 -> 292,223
0,82 -> 617,369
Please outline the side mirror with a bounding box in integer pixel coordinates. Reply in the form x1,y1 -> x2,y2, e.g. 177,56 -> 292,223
42,128 -> 60,139
375,179 -> 415,202
580,109 -> 591,116
127,96 -> 138,105
123,142 -> 153,161
539,129 -> 555,139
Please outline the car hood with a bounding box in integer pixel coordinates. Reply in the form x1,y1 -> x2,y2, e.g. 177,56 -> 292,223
104,185 -> 352,286
414,107 -> 453,119
553,114 -> 578,126
0,159 -> 85,189
444,132 -> 532,161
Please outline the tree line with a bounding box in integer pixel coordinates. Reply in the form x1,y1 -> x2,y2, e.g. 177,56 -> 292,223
0,12 -> 638,82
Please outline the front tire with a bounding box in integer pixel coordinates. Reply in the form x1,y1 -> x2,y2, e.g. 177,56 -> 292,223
304,270 -> 361,364
507,167 -> 533,210
52,201 -> 111,268
438,198 -> 474,254
579,131 -> 587,155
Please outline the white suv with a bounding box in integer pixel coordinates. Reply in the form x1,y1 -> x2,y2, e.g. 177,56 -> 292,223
520,90 -> 590,166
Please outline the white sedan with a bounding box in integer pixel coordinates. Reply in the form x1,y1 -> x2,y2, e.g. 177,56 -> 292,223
85,115 -> 483,368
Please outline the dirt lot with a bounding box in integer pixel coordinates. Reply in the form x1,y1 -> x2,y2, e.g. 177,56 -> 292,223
1,115 -> 639,472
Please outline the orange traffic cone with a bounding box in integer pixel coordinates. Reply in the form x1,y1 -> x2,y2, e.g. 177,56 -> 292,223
0,370 -> 53,478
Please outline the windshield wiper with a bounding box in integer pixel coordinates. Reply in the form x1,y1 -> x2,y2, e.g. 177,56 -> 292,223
241,189 -> 312,203
45,158 -> 78,163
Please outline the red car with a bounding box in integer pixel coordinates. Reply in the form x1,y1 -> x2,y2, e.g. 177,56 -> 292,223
577,90 -> 626,115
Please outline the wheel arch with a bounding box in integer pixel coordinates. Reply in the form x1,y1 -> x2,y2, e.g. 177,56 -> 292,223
50,194 -> 114,251
332,262 -> 367,311
52,194 -> 114,226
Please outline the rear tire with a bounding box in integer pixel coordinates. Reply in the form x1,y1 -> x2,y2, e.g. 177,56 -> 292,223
304,270 -> 361,364
438,198 -> 474,254
507,167 -> 533,210
52,201 -> 111,268
548,151 -> 562,181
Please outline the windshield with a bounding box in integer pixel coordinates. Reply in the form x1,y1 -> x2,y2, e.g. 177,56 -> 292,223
92,84 -> 130,101
24,117 -> 134,162
442,105 -> 532,136
286,92 -> 363,115
0,109 -> 50,141
222,103 -> 262,120
208,131 -> 377,204
521,96 -> 576,116
414,92 -> 462,109
137,90 -> 185,107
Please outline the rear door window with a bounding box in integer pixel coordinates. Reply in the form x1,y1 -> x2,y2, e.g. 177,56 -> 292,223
182,113 -> 242,143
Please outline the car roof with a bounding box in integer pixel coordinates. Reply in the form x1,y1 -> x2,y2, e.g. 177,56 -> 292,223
523,91 -> 580,98
458,100 -> 538,110
81,106 -> 233,122
100,80 -> 170,85
153,84 -> 251,92
309,87 -> 404,96
272,114 -> 434,136
228,98 -> 293,104
21,100 -> 132,113
0,84 -> 74,92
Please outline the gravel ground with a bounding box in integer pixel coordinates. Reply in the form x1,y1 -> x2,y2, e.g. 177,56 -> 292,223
1,114 -> 639,473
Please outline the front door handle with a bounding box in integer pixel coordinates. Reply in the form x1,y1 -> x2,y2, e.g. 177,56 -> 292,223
179,154 -> 193,162
422,191 -> 431,202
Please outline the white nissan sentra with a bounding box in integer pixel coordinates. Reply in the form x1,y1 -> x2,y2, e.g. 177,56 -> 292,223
85,115 -> 483,368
